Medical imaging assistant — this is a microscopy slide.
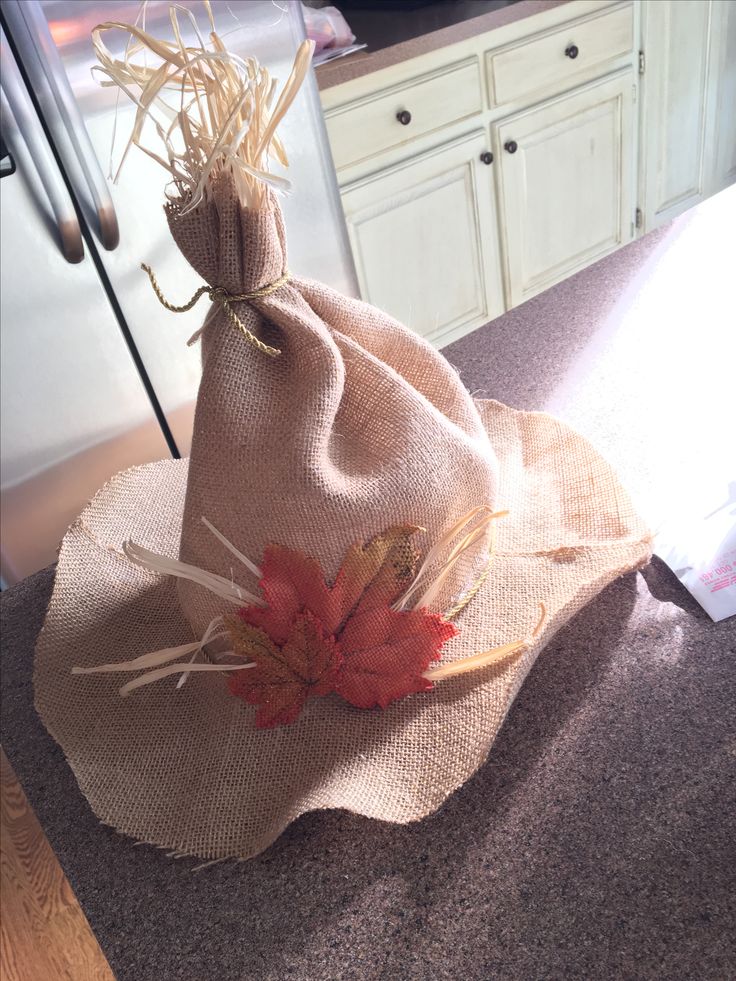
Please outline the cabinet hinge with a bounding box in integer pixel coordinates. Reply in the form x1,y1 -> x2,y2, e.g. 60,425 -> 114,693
638,50 -> 645,75
635,207 -> 643,229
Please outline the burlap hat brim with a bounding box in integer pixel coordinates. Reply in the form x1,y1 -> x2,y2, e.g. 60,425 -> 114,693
34,399 -> 651,861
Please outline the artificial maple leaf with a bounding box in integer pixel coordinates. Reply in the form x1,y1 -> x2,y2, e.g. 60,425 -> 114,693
243,545 -> 336,645
230,526 -> 458,725
227,611 -> 341,728
335,606 -> 458,710
238,526 -> 420,641
335,526 -> 420,620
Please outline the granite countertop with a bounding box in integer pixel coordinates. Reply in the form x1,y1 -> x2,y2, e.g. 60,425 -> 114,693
316,0 -> 571,90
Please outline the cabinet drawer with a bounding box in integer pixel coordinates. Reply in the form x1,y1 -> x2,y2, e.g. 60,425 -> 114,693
325,58 -> 482,171
486,2 -> 634,107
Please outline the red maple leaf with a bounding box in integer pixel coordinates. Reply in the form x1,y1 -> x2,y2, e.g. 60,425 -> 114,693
242,546 -> 337,645
240,528 -> 420,642
227,611 -> 341,728
335,606 -> 458,709
228,526 -> 458,726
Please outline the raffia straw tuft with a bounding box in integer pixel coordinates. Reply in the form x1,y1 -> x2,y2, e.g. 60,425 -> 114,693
91,0 -> 314,211
119,660 -> 254,698
423,604 -> 547,681
72,614 -> 256,696
201,517 -> 262,579
122,540 -> 264,607
395,507 -> 508,613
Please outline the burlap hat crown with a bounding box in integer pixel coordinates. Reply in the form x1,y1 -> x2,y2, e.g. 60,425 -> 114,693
170,177 -> 498,638
34,9 -> 652,860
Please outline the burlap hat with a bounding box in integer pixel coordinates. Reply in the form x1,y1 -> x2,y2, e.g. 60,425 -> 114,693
34,11 -> 651,861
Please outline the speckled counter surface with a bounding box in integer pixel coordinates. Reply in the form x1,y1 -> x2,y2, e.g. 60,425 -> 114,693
2,206 -> 736,979
316,0 -> 570,89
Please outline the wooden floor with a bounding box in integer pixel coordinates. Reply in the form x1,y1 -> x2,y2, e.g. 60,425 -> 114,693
1,748 -> 115,981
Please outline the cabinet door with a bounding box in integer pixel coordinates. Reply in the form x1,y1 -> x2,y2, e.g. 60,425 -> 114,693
339,131 -> 505,346
639,0 -> 714,230
708,0 -> 736,194
495,71 -> 634,308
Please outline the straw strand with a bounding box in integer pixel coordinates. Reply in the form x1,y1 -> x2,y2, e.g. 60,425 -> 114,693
91,5 -> 314,211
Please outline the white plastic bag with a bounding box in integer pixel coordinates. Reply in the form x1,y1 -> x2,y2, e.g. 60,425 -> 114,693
656,482 -> 736,622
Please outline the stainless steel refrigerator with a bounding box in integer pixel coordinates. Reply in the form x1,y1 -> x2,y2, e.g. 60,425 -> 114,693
0,0 -> 356,585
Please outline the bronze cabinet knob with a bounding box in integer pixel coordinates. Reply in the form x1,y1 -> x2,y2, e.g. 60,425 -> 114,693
504,140 -> 518,154
396,110 -> 412,125
565,44 -> 579,59
480,151 -> 494,165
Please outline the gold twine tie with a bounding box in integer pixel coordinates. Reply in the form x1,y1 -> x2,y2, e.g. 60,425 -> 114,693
141,263 -> 290,357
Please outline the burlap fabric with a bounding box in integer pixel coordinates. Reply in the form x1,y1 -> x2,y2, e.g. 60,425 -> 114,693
169,181 -> 498,635
34,188 -> 651,860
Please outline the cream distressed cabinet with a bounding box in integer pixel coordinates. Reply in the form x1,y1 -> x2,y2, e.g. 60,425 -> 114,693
711,1 -> 736,192
494,71 -> 634,306
639,0 -> 736,231
340,130 -> 504,345
320,0 -> 736,344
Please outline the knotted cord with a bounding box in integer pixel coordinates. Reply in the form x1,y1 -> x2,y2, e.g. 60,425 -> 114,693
141,263 -> 289,357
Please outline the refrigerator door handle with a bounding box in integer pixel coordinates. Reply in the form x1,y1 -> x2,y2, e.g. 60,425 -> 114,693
0,28 -> 84,264
4,0 -> 120,252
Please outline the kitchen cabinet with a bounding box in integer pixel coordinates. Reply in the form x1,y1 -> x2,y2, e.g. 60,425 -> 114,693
320,0 -> 736,344
340,130 -> 504,344
324,56 -> 482,172
494,71 -> 634,307
484,1 -> 634,108
637,0 -> 736,231
709,0 -> 736,194
639,0 -> 714,230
